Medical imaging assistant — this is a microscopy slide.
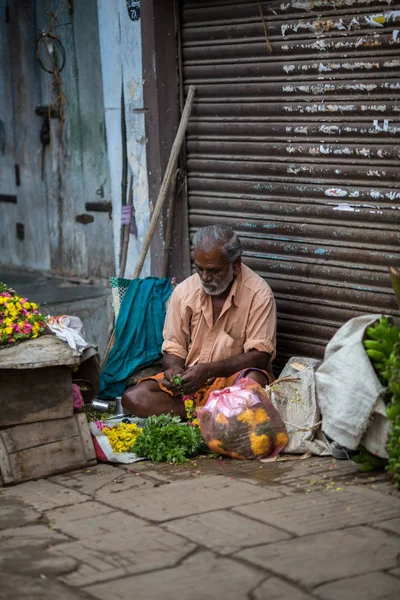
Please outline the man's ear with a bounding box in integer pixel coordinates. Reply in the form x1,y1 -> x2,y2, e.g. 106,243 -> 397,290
233,257 -> 241,276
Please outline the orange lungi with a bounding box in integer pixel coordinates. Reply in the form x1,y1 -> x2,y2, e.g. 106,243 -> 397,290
140,368 -> 274,407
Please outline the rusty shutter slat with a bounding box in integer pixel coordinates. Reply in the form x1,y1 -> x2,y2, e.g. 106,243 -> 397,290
180,0 -> 400,368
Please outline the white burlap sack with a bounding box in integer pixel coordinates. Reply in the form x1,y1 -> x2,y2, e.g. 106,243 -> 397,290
315,314 -> 387,455
270,357 -> 332,455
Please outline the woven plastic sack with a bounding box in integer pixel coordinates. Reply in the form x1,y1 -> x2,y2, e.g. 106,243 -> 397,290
197,378 -> 289,460
269,358 -> 332,456
110,277 -> 131,319
110,276 -> 175,319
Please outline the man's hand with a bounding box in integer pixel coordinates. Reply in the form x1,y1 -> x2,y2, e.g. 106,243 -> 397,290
179,363 -> 213,395
162,366 -> 185,396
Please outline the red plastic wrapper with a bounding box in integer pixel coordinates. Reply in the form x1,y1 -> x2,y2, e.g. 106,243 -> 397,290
197,378 -> 288,460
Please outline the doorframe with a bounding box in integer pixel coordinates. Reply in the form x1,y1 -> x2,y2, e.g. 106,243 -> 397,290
140,0 -> 191,280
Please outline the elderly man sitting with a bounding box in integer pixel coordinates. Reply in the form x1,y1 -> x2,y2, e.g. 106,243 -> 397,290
122,225 -> 277,418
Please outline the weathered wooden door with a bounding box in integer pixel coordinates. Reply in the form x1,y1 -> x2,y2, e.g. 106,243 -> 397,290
0,1 -> 114,278
0,2 -> 51,269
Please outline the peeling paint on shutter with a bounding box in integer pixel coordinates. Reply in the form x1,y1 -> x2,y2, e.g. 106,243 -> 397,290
180,0 -> 400,368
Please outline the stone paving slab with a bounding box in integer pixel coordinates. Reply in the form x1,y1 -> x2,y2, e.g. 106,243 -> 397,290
0,496 -> 42,529
86,550 -> 265,600
314,572 -> 400,600
47,508 -> 147,540
0,573 -> 90,600
373,517 -> 400,536
99,475 -> 282,522
0,524 -> 68,545
2,480 -> 91,511
389,568 -> 400,578
93,472 -> 161,504
50,524 -> 196,587
45,501 -> 114,534
237,526 -> 400,588
164,509 -> 291,555
50,464 -> 122,495
234,485 -> 400,535
253,576 -> 315,600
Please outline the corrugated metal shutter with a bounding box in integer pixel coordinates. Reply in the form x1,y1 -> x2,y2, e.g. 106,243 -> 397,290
180,0 -> 400,368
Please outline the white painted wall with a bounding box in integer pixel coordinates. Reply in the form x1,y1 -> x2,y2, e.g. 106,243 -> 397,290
97,0 -> 150,278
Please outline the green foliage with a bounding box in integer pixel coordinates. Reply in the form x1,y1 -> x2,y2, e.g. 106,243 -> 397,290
363,317 -> 400,487
131,414 -> 207,464
352,447 -> 388,473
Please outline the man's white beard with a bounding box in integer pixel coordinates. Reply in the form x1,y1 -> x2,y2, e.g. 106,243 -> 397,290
201,264 -> 234,296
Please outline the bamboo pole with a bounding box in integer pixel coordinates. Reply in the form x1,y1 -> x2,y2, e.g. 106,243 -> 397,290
119,174 -> 133,278
162,161 -> 179,278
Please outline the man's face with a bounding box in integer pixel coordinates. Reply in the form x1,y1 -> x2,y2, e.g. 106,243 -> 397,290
194,246 -> 238,296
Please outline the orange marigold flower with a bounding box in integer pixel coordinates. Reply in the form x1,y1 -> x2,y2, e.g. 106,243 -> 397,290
229,451 -> 245,460
250,432 -> 271,456
237,408 -> 255,425
254,407 -> 270,424
215,413 -> 229,425
207,439 -> 223,453
275,432 -> 289,448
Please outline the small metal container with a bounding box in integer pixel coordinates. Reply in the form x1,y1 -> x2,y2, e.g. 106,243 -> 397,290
115,396 -> 123,414
91,398 -> 111,412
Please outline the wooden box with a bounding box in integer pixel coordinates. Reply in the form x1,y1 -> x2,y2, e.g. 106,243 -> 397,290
0,413 -> 96,485
0,335 -> 97,484
0,335 -> 80,426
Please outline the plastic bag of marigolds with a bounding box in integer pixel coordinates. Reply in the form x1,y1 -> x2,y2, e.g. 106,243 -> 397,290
197,378 -> 289,460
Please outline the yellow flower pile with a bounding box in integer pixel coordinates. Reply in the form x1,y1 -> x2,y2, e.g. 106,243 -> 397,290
183,396 -> 199,426
102,422 -> 142,453
0,283 -> 45,345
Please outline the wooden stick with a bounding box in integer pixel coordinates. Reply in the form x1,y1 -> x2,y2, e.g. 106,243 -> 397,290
132,84 -> 195,279
162,162 -> 179,278
119,174 -> 133,278
119,85 -> 128,270
101,86 -> 196,370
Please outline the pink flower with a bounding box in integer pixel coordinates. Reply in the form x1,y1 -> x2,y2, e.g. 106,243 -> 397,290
21,308 -> 29,316
0,292 -> 12,298
13,324 -> 21,334
72,384 -> 84,410
23,323 -> 33,334
33,309 -> 39,314
7,337 -> 15,343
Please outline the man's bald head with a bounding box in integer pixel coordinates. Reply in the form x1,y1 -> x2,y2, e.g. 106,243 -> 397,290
192,225 -> 242,263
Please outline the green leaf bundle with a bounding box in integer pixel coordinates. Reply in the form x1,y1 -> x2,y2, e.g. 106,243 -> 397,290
130,414 -> 207,464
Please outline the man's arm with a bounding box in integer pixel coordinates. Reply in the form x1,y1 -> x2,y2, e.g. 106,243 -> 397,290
179,350 -> 270,395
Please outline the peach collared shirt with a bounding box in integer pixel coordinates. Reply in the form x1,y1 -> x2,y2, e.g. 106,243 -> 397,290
162,263 -> 276,367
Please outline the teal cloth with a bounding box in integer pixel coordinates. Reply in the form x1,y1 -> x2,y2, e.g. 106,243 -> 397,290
99,277 -> 172,399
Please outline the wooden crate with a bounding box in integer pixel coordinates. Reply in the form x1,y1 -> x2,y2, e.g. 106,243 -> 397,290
0,366 -> 73,427
0,413 -> 96,485
0,335 -> 80,427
